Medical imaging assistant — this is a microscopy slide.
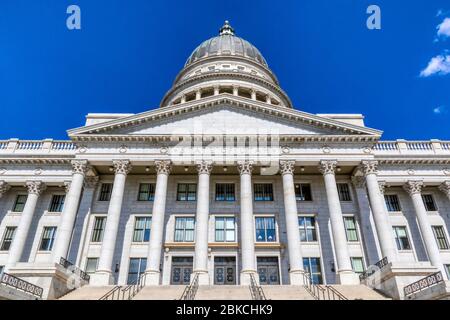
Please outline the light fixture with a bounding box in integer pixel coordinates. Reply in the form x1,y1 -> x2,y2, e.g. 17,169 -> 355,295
108,166 -> 114,172
145,166 -> 150,172
337,166 -> 342,172
184,166 -> 189,172
300,166 -> 305,172
223,166 -> 228,172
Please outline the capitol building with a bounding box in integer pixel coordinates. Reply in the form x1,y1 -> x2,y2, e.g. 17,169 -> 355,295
0,22 -> 450,300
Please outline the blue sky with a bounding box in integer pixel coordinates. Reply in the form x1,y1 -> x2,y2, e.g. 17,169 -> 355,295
1,0 -> 449,140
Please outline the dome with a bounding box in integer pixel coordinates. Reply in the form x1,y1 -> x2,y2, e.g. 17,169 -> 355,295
184,21 -> 268,68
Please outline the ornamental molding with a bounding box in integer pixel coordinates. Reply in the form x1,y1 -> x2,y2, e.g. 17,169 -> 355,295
26,181 -> 46,195
197,161 -> 213,175
64,181 -> 71,193
0,181 -> 10,197
0,159 -> 72,165
318,160 -> 337,175
361,160 -> 378,176
113,160 -> 132,175
403,180 -> 424,196
376,159 -> 450,165
237,160 -> 254,175
279,160 -> 295,175
378,181 -> 387,195
71,160 -> 89,176
439,181 -> 450,197
155,160 -> 172,175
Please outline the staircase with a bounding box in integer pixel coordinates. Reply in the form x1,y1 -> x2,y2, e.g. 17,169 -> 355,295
195,286 -> 252,300
59,286 -> 115,300
262,285 -> 315,300
133,286 -> 186,300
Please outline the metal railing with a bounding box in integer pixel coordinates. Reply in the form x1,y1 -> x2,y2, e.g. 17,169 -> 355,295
0,272 -> 43,299
404,272 -> 444,297
249,273 -> 266,300
99,285 -> 123,300
99,273 -> 147,300
359,257 -> 389,281
59,257 -> 90,282
180,272 -> 200,300
302,272 -> 347,300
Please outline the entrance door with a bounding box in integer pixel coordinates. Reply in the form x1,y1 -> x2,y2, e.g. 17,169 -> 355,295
171,257 -> 193,285
257,257 -> 280,285
214,257 -> 236,285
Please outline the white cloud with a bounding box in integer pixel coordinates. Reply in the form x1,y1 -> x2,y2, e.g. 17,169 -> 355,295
420,54 -> 450,77
433,106 -> 447,114
437,17 -> 450,38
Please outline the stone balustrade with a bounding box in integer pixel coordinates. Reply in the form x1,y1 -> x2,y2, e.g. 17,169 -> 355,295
0,139 -> 76,154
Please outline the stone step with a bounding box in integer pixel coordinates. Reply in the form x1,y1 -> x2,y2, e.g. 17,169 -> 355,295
195,285 -> 252,300
327,285 -> 391,300
59,285 -> 116,300
261,285 -> 315,300
133,285 -> 186,300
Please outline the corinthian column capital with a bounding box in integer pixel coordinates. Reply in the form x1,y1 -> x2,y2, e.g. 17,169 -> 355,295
378,181 -> 387,195
237,161 -> 253,175
26,181 -> 46,195
439,181 -> 450,197
71,160 -> 89,176
197,161 -> 213,175
318,160 -> 337,175
279,160 -> 295,175
403,180 -> 423,196
0,181 -> 10,198
155,160 -> 172,175
361,160 -> 378,176
113,160 -> 132,175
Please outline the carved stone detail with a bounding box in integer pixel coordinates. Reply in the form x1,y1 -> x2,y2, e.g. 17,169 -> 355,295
197,161 -> 213,175
155,160 -> 172,175
438,181 -> 450,197
237,161 -> 253,175
378,181 -> 387,195
318,160 -> 337,175
113,160 -> 132,175
26,181 -> 46,195
71,160 -> 89,176
84,176 -> 100,189
403,180 -> 423,196
361,160 -> 378,176
351,176 -> 366,189
0,181 -> 10,197
279,160 -> 295,175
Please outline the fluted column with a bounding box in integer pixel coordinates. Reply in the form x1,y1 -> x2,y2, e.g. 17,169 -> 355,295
6,181 -> 46,270
360,161 -> 397,263
280,161 -> 305,284
404,180 -> 446,278
92,160 -> 132,285
52,160 -> 89,263
145,160 -> 172,285
238,161 -> 257,285
0,181 -> 10,199
439,181 -> 450,201
193,161 -> 213,285
319,160 -> 358,284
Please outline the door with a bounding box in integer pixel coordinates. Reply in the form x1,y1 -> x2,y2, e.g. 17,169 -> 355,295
257,257 -> 280,285
214,257 -> 236,285
171,257 -> 193,285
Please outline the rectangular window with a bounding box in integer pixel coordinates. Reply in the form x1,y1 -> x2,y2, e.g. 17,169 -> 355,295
254,184 -> 274,201
215,217 -> 236,242
432,226 -> 449,250
337,183 -> 352,201
255,217 -> 276,242
133,217 -> 152,242
384,194 -> 401,212
0,266 -> 3,275
445,265 -> 450,279
344,217 -> 358,242
393,226 -> 411,250
98,183 -> 113,201
177,184 -> 197,201
137,183 -> 155,201
12,195 -> 27,212
298,216 -> 317,242
422,194 -> 437,211
49,195 -> 65,212
351,257 -> 365,274
174,217 -> 195,242
215,184 -> 235,201
39,227 -> 57,251
127,258 -> 147,285
303,257 -> 322,284
295,184 -> 312,201
91,217 -> 106,242
85,258 -> 98,274
1,227 -> 16,251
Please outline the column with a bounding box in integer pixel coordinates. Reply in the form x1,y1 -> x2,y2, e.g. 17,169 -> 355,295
319,160 -> 358,284
145,160 -> 172,285
439,181 -> 450,201
403,180 -> 446,277
91,160 -> 131,285
280,161 -> 305,284
52,160 -> 89,264
360,161 -> 398,263
193,161 -> 213,285
6,181 -> 46,270
238,161 -> 257,285
0,181 -> 10,199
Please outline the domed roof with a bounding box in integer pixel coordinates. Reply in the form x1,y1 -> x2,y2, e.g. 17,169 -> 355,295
185,21 -> 268,68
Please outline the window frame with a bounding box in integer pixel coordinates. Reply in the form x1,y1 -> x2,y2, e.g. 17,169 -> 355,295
294,183 -> 313,201
48,194 -> 65,213
298,216 -> 317,242
0,226 -> 17,251
176,183 -> 197,202
85,257 -> 99,274
98,183 -> 113,202
393,226 -> 412,251
214,216 -> 236,242
91,216 -> 106,243
337,183 -> 352,202
12,194 -> 27,212
303,257 -> 323,285
253,183 -> 274,201
384,194 -> 402,212
432,226 -> 449,250
215,183 -> 236,202
38,226 -> 57,252
254,216 -> 277,242
127,257 -> 147,285
350,257 -> 365,275
132,216 -> 152,243
422,194 -> 438,212
137,183 -> 156,201
174,216 -> 196,242
343,216 -> 359,242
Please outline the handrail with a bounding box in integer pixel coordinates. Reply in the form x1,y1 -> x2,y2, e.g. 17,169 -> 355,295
302,272 -> 347,300
0,272 -> 43,299
325,285 -> 348,300
99,285 -> 123,300
59,257 -> 90,282
249,273 -> 266,300
404,271 -> 444,297
180,272 -> 200,300
121,273 -> 146,300
359,257 -> 389,281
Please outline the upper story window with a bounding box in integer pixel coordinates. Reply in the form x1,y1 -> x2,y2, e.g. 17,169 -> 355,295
49,195 -> 65,212
177,184 -> 197,201
393,226 -> 411,251
337,183 -> 352,201
0,227 -> 16,251
295,184 -> 312,201
255,217 -> 276,242
12,195 -> 27,212
303,257 -> 322,285
133,217 -> 152,242
344,217 -> 358,242
215,183 -> 235,201
85,258 -> 98,274
174,217 -> 195,242
215,217 -> 236,242
351,257 -> 365,275
39,227 -> 57,251
254,184 -> 274,201
385,194 -> 401,212
298,216 -> 317,242
432,226 -> 449,250
422,194 -> 437,211
91,217 -> 106,243
137,183 -> 155,201
98,183 -> 113,201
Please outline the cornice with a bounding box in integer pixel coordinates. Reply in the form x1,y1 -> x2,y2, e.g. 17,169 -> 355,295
0,158 -> 73,164
376,158 -> 450,165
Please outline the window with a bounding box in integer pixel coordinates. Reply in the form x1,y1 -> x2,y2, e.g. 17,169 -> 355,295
254,184 -> 274,201
393,226 -> 411,250
91,217 -> 106,242
303,257 -> 322,284
215,217 -> 235,242
133,217 -> 152,242
85,258 -> 98,274
255,217 -> 276,242
127,258 -> 147,284
137,183 -> 155,201
384,194 -> 401,212
432,226 -> 449,250
422,194 -> 437,211
351,257 -> 365,274
337,183 -> 352,201
174,217 -> 195,242
445,265 -> 450,279
298,216 -> 317,242
49,195 -> 65,212
1,227 -> 16,251
344,217 -> 358,242
295,184 -> 312,201
98,183 -> 113,201
177,184 -> 197,201
0,266 -> 3,275
39,227 -> 57,251
215,184 -> 235,201
12,195 -> 27,212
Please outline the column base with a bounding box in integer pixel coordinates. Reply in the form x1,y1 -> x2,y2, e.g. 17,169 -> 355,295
192,271 -> 210,285
289,270 -> 306,285
336,270 -> 360,285
144,270 -> 161,286
89,271 -> 114,286
240,270 -> 258,285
